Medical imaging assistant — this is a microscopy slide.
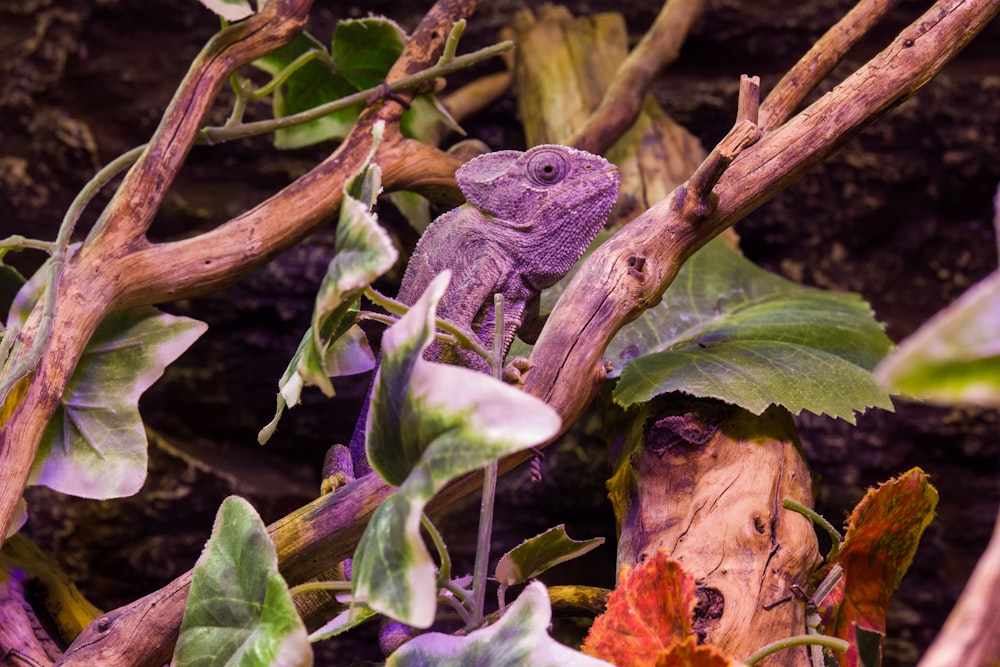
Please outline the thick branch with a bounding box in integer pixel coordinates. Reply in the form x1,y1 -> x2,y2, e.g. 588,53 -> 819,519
523,0 -> 1000,429
567,0 -> 706,154
0,0 -> 314,546
918,509 -> 1000,667
759,0 -> 902,130
58,1 -> 999,664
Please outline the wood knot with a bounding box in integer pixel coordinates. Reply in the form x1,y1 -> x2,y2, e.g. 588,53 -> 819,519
648,412 -> 720,454
627,255 -> 646,275
693,587 -> 724,640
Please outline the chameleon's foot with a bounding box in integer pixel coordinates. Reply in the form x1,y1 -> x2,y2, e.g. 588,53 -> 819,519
503,356 -> 533,384
321,444 -> 355,495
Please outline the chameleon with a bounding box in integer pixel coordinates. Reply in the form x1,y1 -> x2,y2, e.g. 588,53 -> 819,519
331,143 -> 621,481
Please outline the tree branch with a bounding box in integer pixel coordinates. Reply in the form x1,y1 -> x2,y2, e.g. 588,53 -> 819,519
56,1 -> 1000,664
0,0 -> 314,548
567,0 -> 706,154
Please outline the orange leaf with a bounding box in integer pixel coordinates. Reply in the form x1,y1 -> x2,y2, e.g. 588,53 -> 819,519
656,636 -> 744,667
582,552 -> 696,666
819,467 -> 938,667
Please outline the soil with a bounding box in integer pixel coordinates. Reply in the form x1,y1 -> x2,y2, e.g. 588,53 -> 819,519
1,1 -> 998,665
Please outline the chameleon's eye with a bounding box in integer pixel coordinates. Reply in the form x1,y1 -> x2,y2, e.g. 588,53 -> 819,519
527,149 -> 569,186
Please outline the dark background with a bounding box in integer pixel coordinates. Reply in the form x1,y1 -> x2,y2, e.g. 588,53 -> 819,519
1,1 -> 998,664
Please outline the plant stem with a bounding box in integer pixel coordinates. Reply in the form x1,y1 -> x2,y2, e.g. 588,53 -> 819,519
0,143 -> 145,404
248,48 -> 331,102
0,236 -> 57,254
288,580 -> 352,597
422,512 -> 453,585
199,40 -> 513,144
469,293 -> 504,629
363,287 -> 491,361
783,498 -> 843,560
745,634 -> 850,665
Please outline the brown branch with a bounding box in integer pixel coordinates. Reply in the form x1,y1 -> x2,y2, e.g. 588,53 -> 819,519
523,0 -> 1000,430
57,1 -> 1000,664
919,509 -> 1000,666
567,0 -> 705,155
0,0 -> 314,546
759,0 -> 902,131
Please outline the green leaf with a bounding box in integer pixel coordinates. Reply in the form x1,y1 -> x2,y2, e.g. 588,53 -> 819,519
259,131 -> 396,444
330,18 -> 408,91
174,496 -> 311,667
386,581 -> 613,666
351,271 -> 562,627
196,0 -> 254,22
874,269 -> 1000,407
0,264 -> 26,322
251,20 -> 455,149
308,604 -> 378,643
252,33 -> 361,149
495,525 -> 604,586
29,307 -> 206,499
611,239 -> 893,423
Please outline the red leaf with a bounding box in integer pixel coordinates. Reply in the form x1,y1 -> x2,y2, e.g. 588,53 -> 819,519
656,636 -> 743,667
582,552 -> 695,666
819,467 -> 938,667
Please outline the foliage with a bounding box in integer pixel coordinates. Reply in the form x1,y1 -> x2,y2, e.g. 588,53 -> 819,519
252,19 -> 455,149
7,266 -> 206,499
610,238 -> 894,424
875,269 -> 1000,407
1,2 -> 985,664
495,525 -> 604,587
386,582 -> 613,666
583,552 -> 745,667
351,270 -> 562,627
815,468 -> 938,667
259,126 -> 394,443
174,496 -> 311,667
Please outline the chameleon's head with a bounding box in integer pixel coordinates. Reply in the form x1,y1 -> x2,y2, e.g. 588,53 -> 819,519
456,144 -> 621,286
457,144 -> 621,231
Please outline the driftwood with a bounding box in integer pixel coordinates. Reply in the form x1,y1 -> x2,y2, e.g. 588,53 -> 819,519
0,0 -> 993,665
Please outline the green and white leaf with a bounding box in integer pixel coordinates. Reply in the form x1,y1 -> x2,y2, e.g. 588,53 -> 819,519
196,0 -> 254,22
259,131 -> 396,443
875,269 -> 1000,407
28,307 -> 206,498
495,525 -> 604,586
385,581 -> 613,666
252,19 -> 454,149
174,496 -> 311,667
351,271 -> 562,627
308,603 -> 378,642
610,238 -> 893,424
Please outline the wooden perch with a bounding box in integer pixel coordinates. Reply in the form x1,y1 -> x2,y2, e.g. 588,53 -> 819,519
30,0 -> 1000,664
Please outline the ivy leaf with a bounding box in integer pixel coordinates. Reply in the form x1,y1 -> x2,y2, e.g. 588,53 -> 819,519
495,525 -> 605,586
817,468 -> 938,667
611,238 -> 893,424
30,307 -> 206,499
875,269 -> 1000,407
259,128 -> 395,444
196,0 -> 254,21
583,552 -> 696,665
351,271 -> 562,627
174,496 -> 311,667
386,581 -> 613,666
252,19 -> 453,149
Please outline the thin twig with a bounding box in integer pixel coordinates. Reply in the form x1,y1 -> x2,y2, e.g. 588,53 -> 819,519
759,0 -> 902,131
568,0 -> 705,155
200,40 -> 512,145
